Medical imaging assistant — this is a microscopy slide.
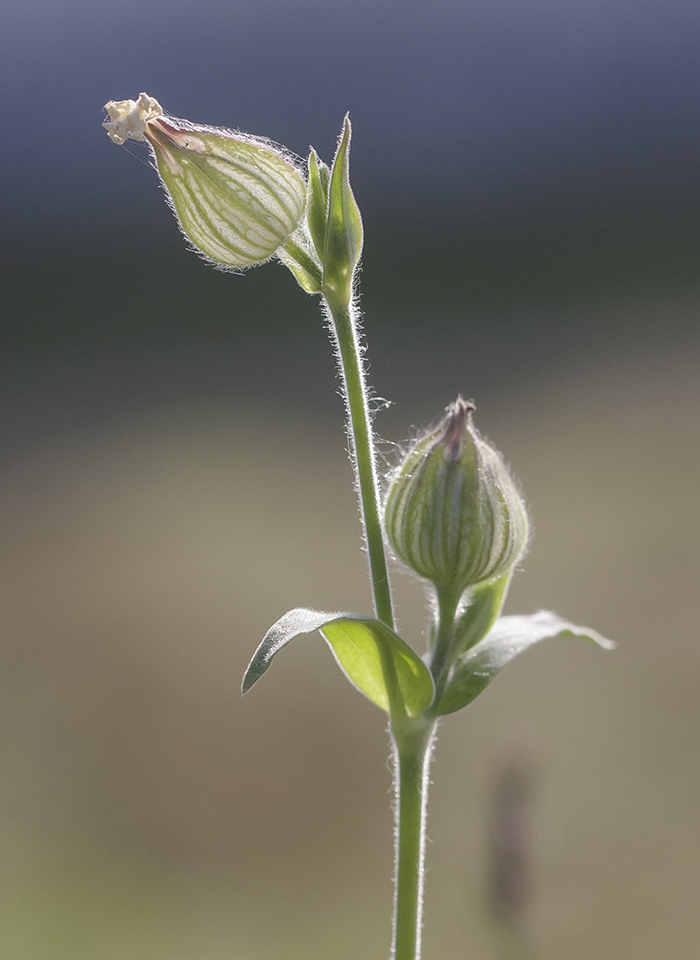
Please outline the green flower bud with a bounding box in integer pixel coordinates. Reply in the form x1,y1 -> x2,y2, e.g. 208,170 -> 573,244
103,93 -> 306,270
384,398 -> 528,595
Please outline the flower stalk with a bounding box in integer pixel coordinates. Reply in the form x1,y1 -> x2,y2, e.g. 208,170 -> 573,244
315,133 -> 429,955
391,718 -> 436,960
325,261 -> 425,960
323,298 -> 395,630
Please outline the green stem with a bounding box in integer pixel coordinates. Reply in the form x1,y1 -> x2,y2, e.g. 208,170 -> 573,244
325,292 -> 427,960
429,587 -> 460,704
323,296 -> 395,630
391,719 -> 436,960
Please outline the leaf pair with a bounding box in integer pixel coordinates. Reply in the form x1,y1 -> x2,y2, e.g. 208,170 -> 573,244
242,606 -> 613,720
281,117 -> 363,304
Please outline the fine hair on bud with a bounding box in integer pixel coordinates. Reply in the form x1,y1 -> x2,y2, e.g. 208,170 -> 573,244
383,397 -> 529,596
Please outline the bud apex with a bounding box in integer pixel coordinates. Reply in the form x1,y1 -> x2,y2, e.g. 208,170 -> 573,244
384,398 -> 528,594
103,93 -> 306,269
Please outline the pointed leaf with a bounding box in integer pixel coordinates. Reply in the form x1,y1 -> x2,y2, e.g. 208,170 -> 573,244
434,610 -> 615,716
452,573 -> 511,657
242,608 -> 434,718
278,243 -> 323,293
317,156 -> 330,196
306,148 -> 330,260
322,116 -> 363,307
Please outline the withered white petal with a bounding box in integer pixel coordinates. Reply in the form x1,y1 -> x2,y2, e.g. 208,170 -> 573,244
102,92 -> 164,145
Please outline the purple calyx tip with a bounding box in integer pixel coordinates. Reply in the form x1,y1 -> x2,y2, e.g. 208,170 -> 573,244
442,396 -> 476,462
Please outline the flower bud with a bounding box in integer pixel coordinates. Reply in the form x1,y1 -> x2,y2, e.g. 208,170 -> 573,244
103,93 -> 306,269
384,398 -> 528,595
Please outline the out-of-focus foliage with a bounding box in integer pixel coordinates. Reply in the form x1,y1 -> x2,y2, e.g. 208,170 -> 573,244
0,349 -> 698,958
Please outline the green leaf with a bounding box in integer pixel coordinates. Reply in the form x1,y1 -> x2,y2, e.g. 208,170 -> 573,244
317,155 -> 330,196
242,607 -> 434,719
322,116 -> 363,307
306,149 -> 330,260
452,573 -> 511,657
278,240 -> 323,293
433,610 -> 615,716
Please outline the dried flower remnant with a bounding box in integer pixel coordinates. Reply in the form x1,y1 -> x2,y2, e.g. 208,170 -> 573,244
102,92 -> 165,145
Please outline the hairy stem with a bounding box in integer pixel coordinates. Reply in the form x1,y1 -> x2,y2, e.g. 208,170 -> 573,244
325,293 -> 433,960
391,719 -> 437,960
324,296 -> 395,630
429,587 -> 461,704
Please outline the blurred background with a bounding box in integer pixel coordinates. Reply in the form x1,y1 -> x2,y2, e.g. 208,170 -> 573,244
2,0 -> 699,956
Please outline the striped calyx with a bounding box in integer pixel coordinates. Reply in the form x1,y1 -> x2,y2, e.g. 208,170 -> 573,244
103,94 -> 306,269
384,398 -> 528,595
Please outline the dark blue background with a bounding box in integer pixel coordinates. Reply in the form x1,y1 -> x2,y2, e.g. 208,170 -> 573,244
2,0 -> 700,443
4,0 -> 700,227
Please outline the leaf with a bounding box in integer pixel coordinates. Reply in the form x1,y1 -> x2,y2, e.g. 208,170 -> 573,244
242,608 -> 434,719
322,115 -> 363,306
306,148 -> 330,260
433,610 -> 615,716
277,241 -> 323,293
451,573 -> 511,658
